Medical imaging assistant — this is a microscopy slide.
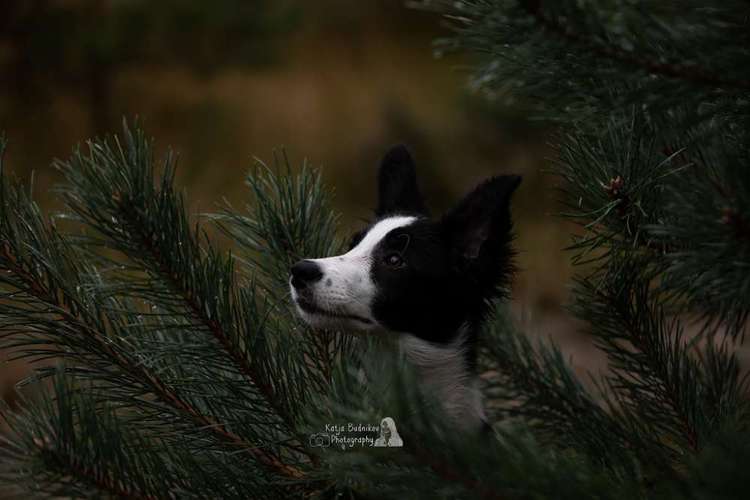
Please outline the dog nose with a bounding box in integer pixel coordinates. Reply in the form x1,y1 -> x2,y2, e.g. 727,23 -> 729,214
290,260 -> 323,289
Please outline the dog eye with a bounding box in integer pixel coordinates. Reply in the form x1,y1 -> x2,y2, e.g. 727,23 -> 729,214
384,253 -> 403,267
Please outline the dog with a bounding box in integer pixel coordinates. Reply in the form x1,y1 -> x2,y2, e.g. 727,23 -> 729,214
289,145 -> 520,430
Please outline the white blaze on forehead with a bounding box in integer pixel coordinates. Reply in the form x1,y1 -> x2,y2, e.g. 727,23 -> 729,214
348,216 -> 418,257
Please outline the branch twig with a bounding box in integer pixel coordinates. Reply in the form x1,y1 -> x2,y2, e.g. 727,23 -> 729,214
521,0 -> 750,90
0,245 -> 306,480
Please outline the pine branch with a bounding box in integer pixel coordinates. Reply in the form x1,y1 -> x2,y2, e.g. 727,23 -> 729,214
209,151 -> 356,424
415,0 -> 750,124
110,186 -> 291,434
575,273 -> 700,454
2,374 -> 181,499
647,133 -> 750,339
33,447 -> 157,500
572,254 -> 748,474
3,247 -> 303,479
520,0 -> 750,90
405,440 -> 506,500
555,112 -> 750,338
2,18 -> 747,486
555,111 -> 683,263
55,124 -> 314,453
673,426 -> 750,499
211,154 -> 342,297
0,156 -> 306,482
479,306 -> 645,476
314,342 -> 634,499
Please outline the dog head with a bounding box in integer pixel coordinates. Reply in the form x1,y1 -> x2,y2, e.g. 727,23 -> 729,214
289,145 -> 520,343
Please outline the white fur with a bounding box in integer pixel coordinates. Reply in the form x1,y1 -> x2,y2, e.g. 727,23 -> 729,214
292,216 -> 487,430
399,326 -> 486,429
290,216 -> 416,330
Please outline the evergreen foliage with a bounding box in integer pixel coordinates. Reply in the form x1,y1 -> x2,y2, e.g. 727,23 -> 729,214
1,1 -> 750,498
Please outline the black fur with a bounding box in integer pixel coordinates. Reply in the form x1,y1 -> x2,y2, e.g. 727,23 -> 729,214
376,145 -> 429,217
361,146 -> 521,370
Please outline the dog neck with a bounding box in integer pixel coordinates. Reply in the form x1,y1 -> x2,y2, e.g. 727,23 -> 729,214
398,324 -> 486,430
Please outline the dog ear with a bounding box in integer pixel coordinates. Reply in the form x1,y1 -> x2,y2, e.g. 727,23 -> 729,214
376,145 -> 428,217
442,175 -> 521,260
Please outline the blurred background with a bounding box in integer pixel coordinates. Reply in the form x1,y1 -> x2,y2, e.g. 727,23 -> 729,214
0,1 -> 597,406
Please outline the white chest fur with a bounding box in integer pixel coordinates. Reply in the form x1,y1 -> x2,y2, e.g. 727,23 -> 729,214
398,327 -> 486,430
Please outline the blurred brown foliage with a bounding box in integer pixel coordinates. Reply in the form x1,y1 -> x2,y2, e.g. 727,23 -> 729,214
0,1 -> 585,403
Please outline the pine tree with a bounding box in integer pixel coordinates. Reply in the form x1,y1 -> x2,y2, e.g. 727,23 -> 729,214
1,1 -> 750,498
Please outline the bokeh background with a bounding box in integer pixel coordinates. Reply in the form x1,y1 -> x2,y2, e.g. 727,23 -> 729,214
0,1 -> 597,407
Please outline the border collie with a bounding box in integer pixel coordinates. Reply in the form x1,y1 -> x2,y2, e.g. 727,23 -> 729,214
290,145 -> 520,430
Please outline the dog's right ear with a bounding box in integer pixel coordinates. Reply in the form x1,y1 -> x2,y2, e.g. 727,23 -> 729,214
376,145 -> 428,217
442,175 -> 521,261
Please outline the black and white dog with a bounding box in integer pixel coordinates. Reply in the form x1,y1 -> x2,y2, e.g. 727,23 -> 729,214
290,145 -> 520,430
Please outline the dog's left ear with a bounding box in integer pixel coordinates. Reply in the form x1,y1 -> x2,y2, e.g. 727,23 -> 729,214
442,175 -> 522,260
376,145 -> 429,217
